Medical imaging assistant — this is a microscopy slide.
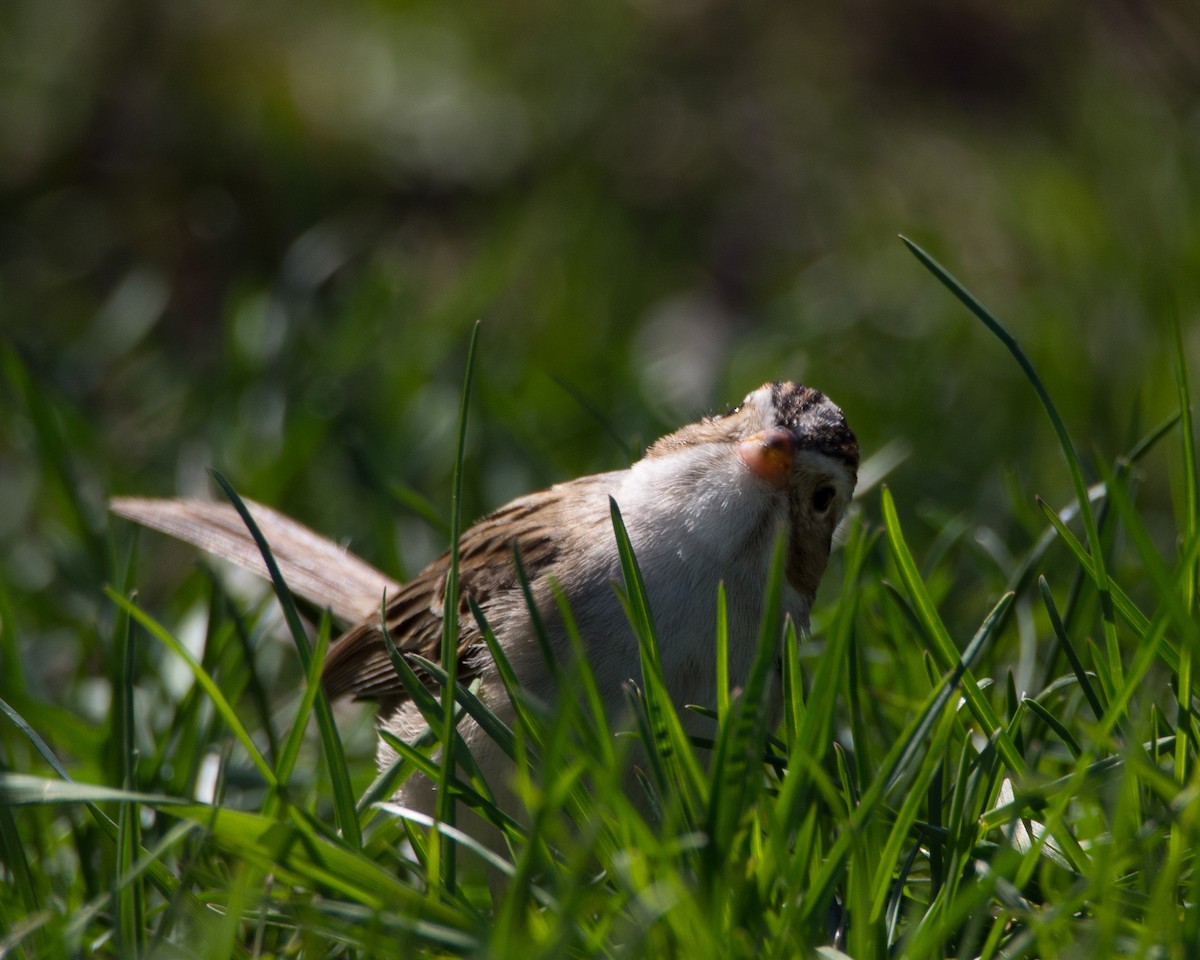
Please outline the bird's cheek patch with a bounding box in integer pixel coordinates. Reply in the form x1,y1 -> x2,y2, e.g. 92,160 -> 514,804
738,429 -> 795,489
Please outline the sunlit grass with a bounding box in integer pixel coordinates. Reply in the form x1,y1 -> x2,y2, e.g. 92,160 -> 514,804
2,256 -> 1199,957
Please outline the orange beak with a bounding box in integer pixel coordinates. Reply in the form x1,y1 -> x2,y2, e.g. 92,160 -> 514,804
738,428 -> 795,489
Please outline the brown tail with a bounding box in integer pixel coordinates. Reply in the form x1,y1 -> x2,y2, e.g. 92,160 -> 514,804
109,496 -> 399,623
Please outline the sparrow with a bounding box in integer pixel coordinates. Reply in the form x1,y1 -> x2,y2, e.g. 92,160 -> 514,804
111,381 -> 858,822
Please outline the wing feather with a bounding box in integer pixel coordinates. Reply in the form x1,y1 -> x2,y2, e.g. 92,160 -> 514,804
110,496 -> 398,623
322,493 -> 562,700
111,488 -> 571,705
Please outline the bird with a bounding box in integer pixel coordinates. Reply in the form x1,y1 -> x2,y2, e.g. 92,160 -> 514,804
111,381 -> 858,828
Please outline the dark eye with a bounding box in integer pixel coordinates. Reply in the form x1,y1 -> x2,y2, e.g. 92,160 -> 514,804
811,486 -> 836,513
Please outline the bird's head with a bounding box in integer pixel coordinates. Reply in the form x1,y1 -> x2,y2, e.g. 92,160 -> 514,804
642,381 -> 859,600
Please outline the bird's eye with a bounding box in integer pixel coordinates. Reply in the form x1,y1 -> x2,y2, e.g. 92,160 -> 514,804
811,486 -> 836,513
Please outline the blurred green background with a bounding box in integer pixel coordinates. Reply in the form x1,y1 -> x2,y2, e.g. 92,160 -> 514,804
2,0 -> 1198,704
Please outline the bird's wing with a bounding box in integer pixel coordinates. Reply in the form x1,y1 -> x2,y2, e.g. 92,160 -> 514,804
113,484 -> 578,704
321,491 -> 563,701
109,496 -> 399,624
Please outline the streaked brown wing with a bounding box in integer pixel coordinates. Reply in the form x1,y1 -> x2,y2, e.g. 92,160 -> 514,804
321,493 -> 562,701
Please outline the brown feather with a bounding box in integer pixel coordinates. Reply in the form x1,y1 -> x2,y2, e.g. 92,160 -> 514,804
321,491 -> 563,700
109,496 -> 398,623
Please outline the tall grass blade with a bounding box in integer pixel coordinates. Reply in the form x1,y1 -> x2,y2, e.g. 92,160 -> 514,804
880,486 -> 1024,774
901,237 -> 1121,679
705,531 -> 786,868
1036,498 -> 1182,673
435,319 -> 482,892
377,803 -> 522,882
886,591 -> 1012,795
1038,577 -> 1106,723
550,373 -> 634,458
207,471 -> 360,846
1173,308 -> 1199,610
1171,310 -> 1197,805
715,581 -> 730,722
273,611 -> 333,794
113,584 -> 144,958
469,593 -> 547,752
407,653 -> 518,764
551,583 -> 615,765
769,518 -> 870,888
609,497 -> 707,815
512,542 -> 558,685
105,590 -> 278,788
1022,697 -> 1083,759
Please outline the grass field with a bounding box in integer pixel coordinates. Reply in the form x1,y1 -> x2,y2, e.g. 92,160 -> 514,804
3,246 -> 1199,956
3,3 -> 1200,957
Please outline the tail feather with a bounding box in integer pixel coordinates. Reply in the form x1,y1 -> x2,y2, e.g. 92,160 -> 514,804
109,496 -> 399,623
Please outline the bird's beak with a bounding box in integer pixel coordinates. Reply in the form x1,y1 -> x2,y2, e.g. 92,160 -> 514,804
738,428 -> 795,489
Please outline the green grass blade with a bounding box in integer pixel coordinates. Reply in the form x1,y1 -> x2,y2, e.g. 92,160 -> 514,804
64,821 -> 202,950
511,542 -> 559,685
407,653 -> 518,764
273,611 -> 333,795
549,373 -> 634,457
113,586 -> 144,957
208,471 -> 361,846
0,788 -> 43,954
469,593 -> 548,751
769,519 -> 869,872
212,579 -> 281,764
867,683 -> 960,923
436,320 -> 482,893
1098,468 -> 1200,736
208,471 -> 312,663
376,729 -> 524,839
780,608 -> 806,750
1038,576 -> 1106,723
705,531 -> 787,867
380,604 -> 449,726
796,520 -> 868,762
619,681 -> 669,813
609,496 -> 707,814
1171,309 -> 1197,802
0,773 -> 192,807
550,583 -> 614,766
886,591 -> 1013,795
378,802 -> 523,883
978,736 -> 1175,829
1037,498 -> 1183,674
170,803 -> 472,929
355,740 -> 429,818
1173,308 -> 1198,608
901,237 -> 1120,678
386,482 -> 452,539
105,589 -> 278,788
1022,697 -> 1083,759
376,618 -> 507,815
880,486 -> 1024,775
715,581 -> 730,722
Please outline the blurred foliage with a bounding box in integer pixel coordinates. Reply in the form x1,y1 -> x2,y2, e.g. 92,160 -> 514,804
1,0 -> 1199,699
